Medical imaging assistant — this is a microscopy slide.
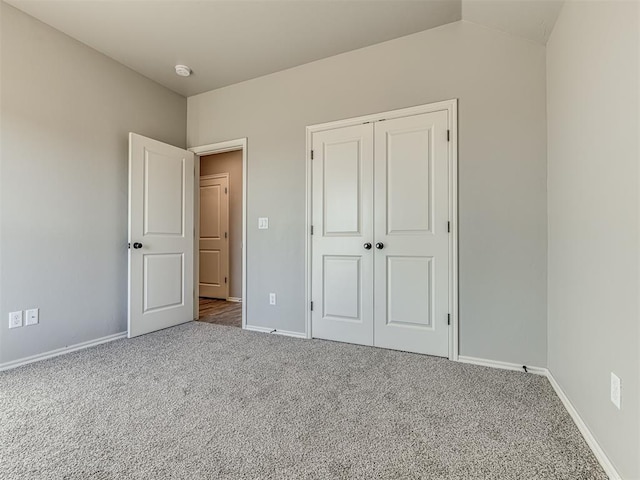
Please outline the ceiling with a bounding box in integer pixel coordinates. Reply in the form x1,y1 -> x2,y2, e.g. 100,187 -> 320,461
463,0 -> 563,45
5,0 -> 562,97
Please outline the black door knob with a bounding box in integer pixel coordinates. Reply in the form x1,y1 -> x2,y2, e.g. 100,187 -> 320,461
133,242 -> 143,249
363,243 -> 372,250
375,242 -> 384,250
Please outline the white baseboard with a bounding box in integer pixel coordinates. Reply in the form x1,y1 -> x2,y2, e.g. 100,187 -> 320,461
457,355 -> 547,375
458,355 -> 620,479
546,372 -> 621,480
227,297 -> 242,303
243,324 -> 306,339
0,331 -> 127,372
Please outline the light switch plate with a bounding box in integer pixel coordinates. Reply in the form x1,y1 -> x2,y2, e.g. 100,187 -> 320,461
258,217 -> 269,229
611,372 -> 621,409
25,308 -> 39,326
269,293 -> 276,305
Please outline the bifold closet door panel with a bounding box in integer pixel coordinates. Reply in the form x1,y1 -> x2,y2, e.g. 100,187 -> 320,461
311,123 -> 375,346
373,111 -> 450,356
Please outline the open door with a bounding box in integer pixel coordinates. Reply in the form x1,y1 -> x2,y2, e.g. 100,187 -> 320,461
128,133 -> 195,338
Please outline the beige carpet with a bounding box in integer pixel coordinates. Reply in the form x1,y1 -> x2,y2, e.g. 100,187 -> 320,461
0,322 -> 606,479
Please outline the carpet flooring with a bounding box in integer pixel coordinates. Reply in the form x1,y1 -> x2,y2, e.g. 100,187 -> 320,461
0,323 -> 606,479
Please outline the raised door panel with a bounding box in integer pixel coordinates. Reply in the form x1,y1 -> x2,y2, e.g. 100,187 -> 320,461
144,150 -> 185,236
386,128 -> 433,235
322,256 -> 361,321
323,141 -> 361,236
386,256 -> 433,328
143,253 -> 184,312
199,251 -> 221,286
200,185 -> 221,239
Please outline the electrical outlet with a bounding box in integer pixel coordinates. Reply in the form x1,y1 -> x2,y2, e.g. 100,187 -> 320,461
258,217 -> 269,230
269,293 -> 276,305
611,373 -> 621,409
25,308 -> 39,326
8,311 -> 23,329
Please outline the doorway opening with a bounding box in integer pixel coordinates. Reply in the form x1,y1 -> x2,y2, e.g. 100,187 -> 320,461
191,140 -> 247,329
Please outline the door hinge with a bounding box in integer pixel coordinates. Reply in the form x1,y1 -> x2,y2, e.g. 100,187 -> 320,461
447,314 -> 451,325
225,232 -> 228,239
310,150 -> 314,160
225,187 -> 228,194
310,225 -> 314,235
447,130 -> 450,142
447,221 -> 451,233
310,301 -> 314,311
224,277 -> 228,284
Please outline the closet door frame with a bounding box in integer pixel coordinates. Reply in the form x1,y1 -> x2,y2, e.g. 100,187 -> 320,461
305,99 -> 459,360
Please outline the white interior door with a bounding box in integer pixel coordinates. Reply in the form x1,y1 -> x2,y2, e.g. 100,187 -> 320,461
199,174 -> 229,299
311,124 -> 374,346
373,111 -> 450,356
128,133 -> 195,338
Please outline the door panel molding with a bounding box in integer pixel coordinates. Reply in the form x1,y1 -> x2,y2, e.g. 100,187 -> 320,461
305,99 -> 458,360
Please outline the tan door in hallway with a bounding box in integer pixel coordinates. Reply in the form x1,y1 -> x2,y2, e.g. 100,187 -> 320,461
199,174 -> 229,299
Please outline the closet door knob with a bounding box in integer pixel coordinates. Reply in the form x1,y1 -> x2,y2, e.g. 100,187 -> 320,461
375,242 -> 384,250
363,243 -> 372,250
133,242 -> 143,249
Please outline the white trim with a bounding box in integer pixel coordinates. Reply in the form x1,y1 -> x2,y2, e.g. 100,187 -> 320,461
304,124 -> 313,340
0,332 -> 127,372
446,100 -> 459,361
304,99 -> 459,355
200,173 -> 229,181
546,371 -> 622,480
227,297 -> 242,303
457,355 -> 547,376
189,139 -> 248,330
307,100 -> 458,133
457,355 -> 621,480
191,140 -> 244,156
243,325 -> 307,339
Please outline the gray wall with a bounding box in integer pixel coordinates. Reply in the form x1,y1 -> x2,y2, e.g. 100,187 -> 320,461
188,20 -> 548,366
201,151 -> 243,299
0,3 -> 187,365
547,2 -> 640,478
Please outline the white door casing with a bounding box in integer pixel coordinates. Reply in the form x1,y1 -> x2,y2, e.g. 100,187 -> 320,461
373,111 -> 450,356
199,174 -> 229,299
128,133 -> 195,338
311,124 -> 374,346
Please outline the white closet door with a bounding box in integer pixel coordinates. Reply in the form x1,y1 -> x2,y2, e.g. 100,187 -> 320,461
311,124 -> 374,346
373,111 -> 450,356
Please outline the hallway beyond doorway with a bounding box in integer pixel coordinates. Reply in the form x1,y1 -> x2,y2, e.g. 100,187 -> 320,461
198,298 -> 241,327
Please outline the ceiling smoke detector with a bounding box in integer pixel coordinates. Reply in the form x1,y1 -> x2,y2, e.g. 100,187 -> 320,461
175,65 -> 192,77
